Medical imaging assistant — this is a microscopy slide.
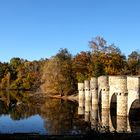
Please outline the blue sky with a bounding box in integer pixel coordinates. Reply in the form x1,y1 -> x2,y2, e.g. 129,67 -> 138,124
0,0 -> 140,62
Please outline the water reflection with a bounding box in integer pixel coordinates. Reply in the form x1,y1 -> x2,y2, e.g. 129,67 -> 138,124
90,104 -> 98,131
0,90 -> 91,135
0,90 -> 40,120
0,115 -> 46,134
78,97 -> 140,134
101,108 -> 109,133
0,90 -> 140,135
41,99 -> 76,135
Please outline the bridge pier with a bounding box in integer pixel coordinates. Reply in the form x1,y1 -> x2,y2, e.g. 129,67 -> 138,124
101,108 -> 109,132
90,77 -> 99,130
116,116 -> 127,132
78,83 -> 84,115
101,86 -> 109,109
84,80 -> 91,122
90,103 -> 98,131
85,99 -> 91,122
98,76 -> 108,106
84,80 -> 91,102
90,77 -> 98,106
116,76 -> 128,116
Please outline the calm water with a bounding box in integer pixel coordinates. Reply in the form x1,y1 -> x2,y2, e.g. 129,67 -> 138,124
0,90 -> 140,136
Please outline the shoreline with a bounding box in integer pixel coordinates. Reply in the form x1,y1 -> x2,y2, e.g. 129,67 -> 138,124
32,92 -> 78,102
48,94 -> 78,102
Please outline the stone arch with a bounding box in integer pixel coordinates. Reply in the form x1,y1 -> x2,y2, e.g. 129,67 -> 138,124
98,89 -> 102,104
109,93 -> 117,131
127,91 -> 139,116
128,99 -> 140,116
129,99 -> 140,132
110,93 -> 117,109
97,88 -> 102,122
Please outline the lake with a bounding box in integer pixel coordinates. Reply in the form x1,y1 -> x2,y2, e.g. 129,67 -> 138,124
0,90 -> 140,139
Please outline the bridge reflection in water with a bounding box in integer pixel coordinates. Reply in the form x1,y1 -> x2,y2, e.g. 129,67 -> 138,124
78,99 -> 140,133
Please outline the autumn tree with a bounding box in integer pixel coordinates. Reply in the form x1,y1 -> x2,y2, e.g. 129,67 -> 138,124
41,48 -> 76,96
9,57 -> 24,80
127,51 -> 140,75
10,60 -> 42,90
72,51 -> 91,82
0,62 -> 9,80
89,36 -> 127,76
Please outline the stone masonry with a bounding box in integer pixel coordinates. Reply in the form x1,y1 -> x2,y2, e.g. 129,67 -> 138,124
78,75 -> 140,117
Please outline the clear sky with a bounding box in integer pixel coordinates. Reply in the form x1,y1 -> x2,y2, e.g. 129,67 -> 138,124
0,0 -> 140,62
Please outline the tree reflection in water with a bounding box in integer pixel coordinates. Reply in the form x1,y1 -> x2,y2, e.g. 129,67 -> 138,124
1,90 -> 140,135
0,90 -> 41,120
40,99 -> 91,135
0,90 -> 91,135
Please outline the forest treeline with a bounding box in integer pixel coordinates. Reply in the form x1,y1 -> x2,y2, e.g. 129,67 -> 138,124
0,36 -> 140,95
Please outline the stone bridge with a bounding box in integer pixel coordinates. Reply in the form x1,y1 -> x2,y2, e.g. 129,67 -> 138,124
78,76 -> 140,117
78,76 -> 140,132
